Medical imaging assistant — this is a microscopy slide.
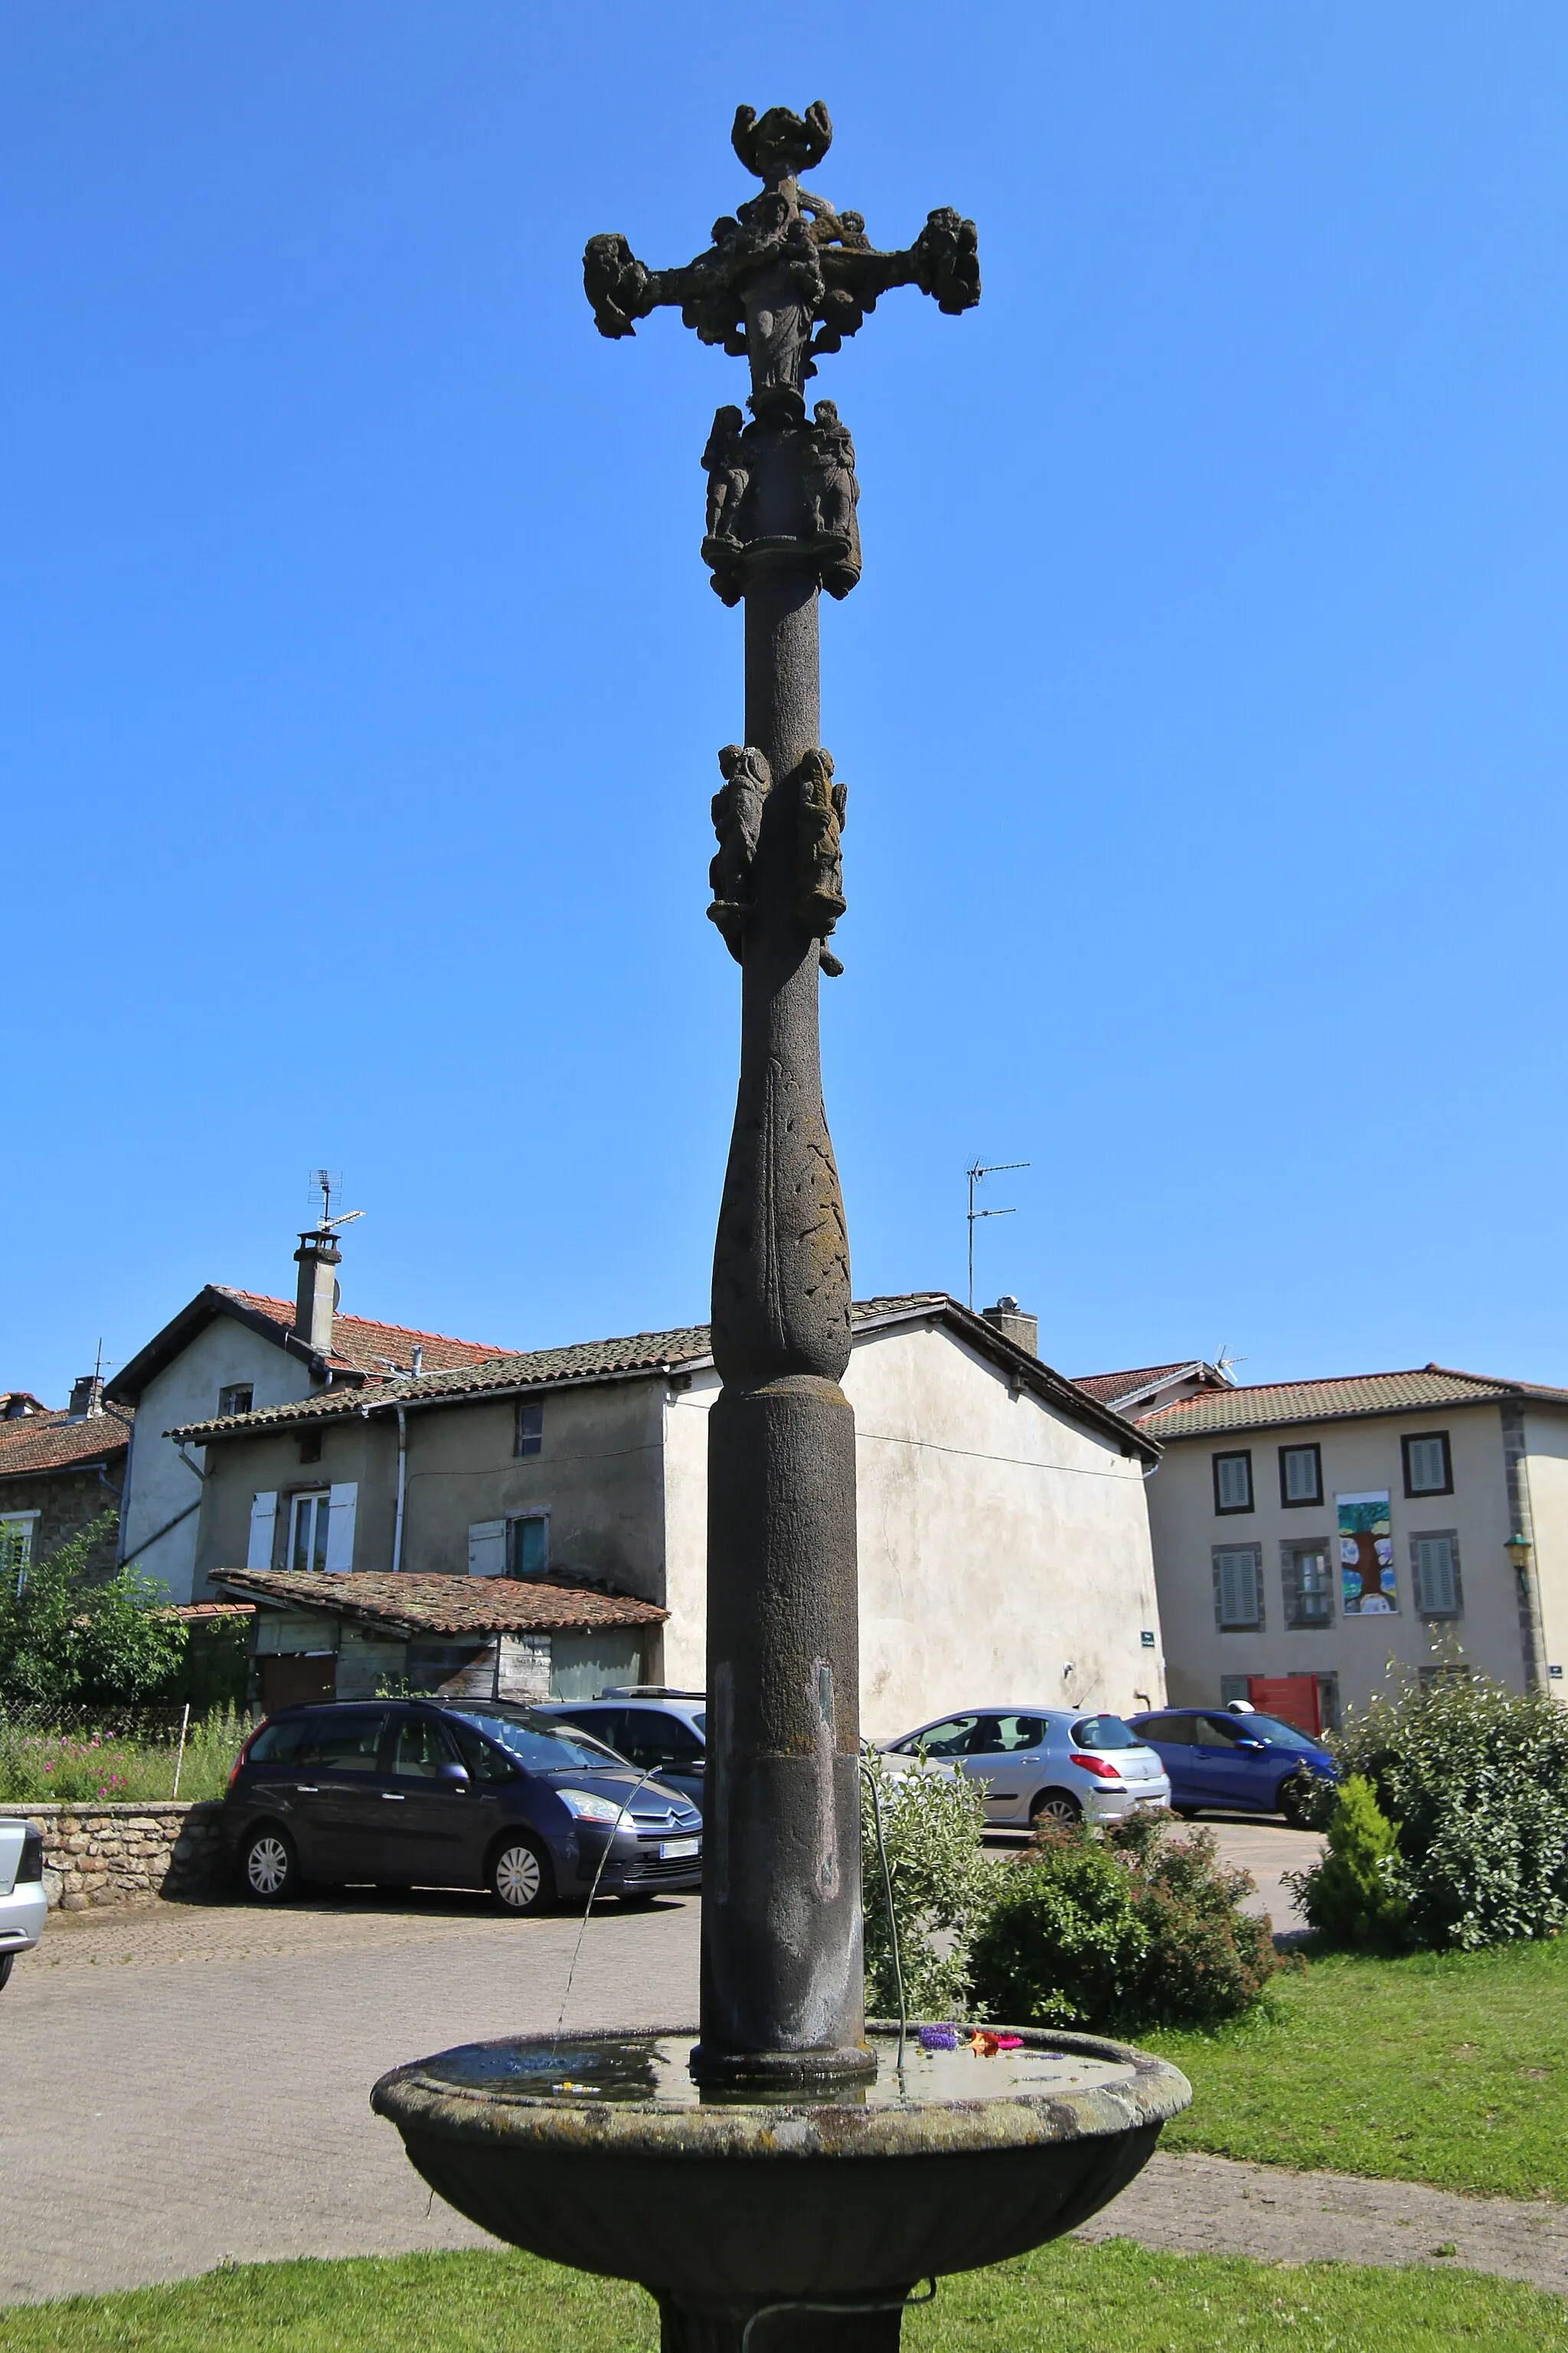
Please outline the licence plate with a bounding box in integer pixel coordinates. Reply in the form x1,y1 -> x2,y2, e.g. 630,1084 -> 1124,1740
661,1837 -> 700,1860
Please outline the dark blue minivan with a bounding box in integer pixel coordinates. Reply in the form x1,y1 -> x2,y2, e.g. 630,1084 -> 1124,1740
1125,1708 -> 1336,1825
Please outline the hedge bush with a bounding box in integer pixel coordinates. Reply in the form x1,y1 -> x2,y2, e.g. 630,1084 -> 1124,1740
1297,1672 -> 1568,1950
969,1812 -> 1279,2034
1291,1773 -> 1408,1950
860,1753 -> 997,2018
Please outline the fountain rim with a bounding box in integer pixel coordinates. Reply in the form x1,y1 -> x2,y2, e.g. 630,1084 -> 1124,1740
370,2021 -> 1192,2162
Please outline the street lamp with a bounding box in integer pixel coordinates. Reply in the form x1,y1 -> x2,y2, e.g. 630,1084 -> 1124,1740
1506,1531 -> 1534,1578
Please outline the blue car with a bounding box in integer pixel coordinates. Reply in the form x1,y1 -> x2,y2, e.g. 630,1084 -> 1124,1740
1125,1707 -> 1337,1826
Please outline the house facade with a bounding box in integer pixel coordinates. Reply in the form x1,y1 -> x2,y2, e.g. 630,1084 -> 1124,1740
0,1377 -> 130,1592
1136,1367 -> 1568,1726
104,1226 -> 510,1605
171,1293 -> 1168,1739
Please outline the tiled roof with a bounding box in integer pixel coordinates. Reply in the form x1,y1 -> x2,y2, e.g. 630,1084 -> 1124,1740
172,1600 -> 256,1623
214,1569 -> 667,1636
1071,1362 -> 1209,1407
211,1290 -> 509,1377
1142,1365 -> 1568,1440
0,1407 -> 132,1482
170,1291 -> 1159,1461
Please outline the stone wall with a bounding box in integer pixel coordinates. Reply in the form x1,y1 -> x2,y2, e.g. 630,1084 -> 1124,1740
0,1799 -> 227,1910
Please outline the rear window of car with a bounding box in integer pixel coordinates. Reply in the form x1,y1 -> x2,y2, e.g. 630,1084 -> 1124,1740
298,1710 -> 390,1773
1070,1714 -> 1139,1750
246,1717 -> 309,1766
447,1708 -> 627,1773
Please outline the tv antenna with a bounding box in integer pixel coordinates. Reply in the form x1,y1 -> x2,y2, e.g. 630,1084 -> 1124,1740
308,1169 -> 364,1237
965,1158 -> 1030,1311
1213,1342 -> 1247,1383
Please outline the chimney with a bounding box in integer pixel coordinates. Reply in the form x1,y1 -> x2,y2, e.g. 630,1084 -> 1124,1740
294,1229 -> 342,1357
67,1374 -> 105,1421
982,1295 -> 1038,1358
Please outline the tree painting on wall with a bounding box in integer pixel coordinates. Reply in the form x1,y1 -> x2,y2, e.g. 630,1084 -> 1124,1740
1338,1490 -> 1396,1613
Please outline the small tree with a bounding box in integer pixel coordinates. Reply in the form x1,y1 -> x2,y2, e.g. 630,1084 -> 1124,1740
0,1513 -> 187,1711
1289,1773 -> 1408,1950
860,1755 -> 996,2018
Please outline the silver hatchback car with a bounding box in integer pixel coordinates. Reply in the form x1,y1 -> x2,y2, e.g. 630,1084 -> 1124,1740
883,1708 -> 1171,1829
0,1817 -> 48,1988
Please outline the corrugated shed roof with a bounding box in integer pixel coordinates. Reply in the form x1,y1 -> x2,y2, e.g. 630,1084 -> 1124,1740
0,1407 -> 132,1481
1142,1364 -> 1568,1439
215,1569 -> 667,1636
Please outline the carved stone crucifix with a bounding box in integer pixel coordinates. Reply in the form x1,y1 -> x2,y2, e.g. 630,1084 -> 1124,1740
584,103 -> 978,2091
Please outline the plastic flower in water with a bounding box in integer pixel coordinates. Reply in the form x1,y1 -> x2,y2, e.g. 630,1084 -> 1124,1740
917,2025 -> 959,2051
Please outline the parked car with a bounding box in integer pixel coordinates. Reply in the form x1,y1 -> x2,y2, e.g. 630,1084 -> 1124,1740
1125,1707 -> 1337,1825
0,1817 -> 47,1989
881,1708 -> 1171,1828
531,1690 -> 707,1813
223,1698 -> 703,1913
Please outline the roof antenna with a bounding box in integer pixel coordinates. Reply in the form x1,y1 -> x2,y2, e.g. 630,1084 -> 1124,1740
1213,1343 -> 1246,1383
308,1168 -> 365,1238
965,1158 -> 1030,1312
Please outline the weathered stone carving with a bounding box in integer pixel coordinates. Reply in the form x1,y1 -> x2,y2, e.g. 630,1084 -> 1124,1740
795,750 -> 846,940
701,401 -> 861,605
584,98 -> 979,426
707,743 -> 772,960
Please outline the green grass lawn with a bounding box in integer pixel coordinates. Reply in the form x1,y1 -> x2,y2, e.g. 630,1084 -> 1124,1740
5,2245 -> 1563,2353
1143,1933 -> 1568,2200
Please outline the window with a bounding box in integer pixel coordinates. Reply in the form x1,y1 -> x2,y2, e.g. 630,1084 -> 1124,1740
1,1512 -> 38,1596
509,1513 -> 548,1579
1213,1545 -> 1263,1629
617,1709 -> 705,1773
1411,1531 -> 1462,1618
1282,1541 -> 1334,1629
289,1490 -> 332,1574
900,1715 -> 981,1759
217,1384 -> 254,1418
392,1714 -> 457,1778
246,1717 -> 309,1767
1070,1716 -> 1138,1750
1213,1451 -> 1254,1515
1279,1443 -> 1323,1507
1317,1673 -> 1342,1734
1403,1431 -> 1452,1497
516,1402 -> 544,1458
1200,1712 -> 1250,1746
1142,1714 -> 1195,1746
983,1714 -> 1047,1753
296,1709 -> 389,1773
299,1433 -> 322,1463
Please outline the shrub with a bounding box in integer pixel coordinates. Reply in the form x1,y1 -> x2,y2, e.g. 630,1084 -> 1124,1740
0,1704 -> 247,1803
860,1754 -> 998,2018
968,1812 -> 1279,2035
1289,1773 -> 1408,1950
0,1514 -> 187,1711
1305,1672 -> 1568,1950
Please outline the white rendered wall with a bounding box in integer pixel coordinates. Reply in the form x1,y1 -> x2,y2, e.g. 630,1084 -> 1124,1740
119,1319 -> 314,1603
1523,1412 -> 1568,1699
660,1320 -> 1165,1737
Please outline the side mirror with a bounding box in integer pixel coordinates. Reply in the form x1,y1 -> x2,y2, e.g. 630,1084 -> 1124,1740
1236,1737 -> 1267,1752
437,1760 -> 470,1786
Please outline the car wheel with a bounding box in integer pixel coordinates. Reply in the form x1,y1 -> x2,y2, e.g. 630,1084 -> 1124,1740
490,1835 -> 554,1917
241,1826 -> 300,1904
0,1952 -> 14,1991
1029,1789 -> 1082,1831
1174,1805 -> 1200,1821
1278,1777 -> 1314,1828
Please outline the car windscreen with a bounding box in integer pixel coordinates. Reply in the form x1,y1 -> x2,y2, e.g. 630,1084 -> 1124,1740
691,1711 -> 707,1735
1070,1714 -> 1140,1750
447,1708 -> 629,1773
1243,1714 -> 1323,1753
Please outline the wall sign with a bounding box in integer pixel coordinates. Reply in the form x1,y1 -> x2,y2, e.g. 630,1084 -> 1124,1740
1338,1489 -> 1397,1614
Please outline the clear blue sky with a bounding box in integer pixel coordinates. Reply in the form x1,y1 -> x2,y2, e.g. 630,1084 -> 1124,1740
5,4 -> 1567,1405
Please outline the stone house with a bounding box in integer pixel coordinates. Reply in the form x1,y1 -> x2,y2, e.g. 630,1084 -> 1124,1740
0,1377 -> 131,1592
1129,1365 -> 1568,1727
171,1292 -> 1167,1740
104,1224 -> 511,1604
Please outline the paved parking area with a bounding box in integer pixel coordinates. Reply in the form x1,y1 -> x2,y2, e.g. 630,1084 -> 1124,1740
0,1820 -> 1321,2305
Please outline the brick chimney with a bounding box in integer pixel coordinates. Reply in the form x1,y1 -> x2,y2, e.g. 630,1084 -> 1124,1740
67,1374 -> 105,1421
293,1229 -> 342,1357
982,1295 -> 1038,1358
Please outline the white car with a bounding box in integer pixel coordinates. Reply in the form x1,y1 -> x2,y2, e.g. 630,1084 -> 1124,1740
0,1819 -> 47,1987
883,1708 -> 1171,1829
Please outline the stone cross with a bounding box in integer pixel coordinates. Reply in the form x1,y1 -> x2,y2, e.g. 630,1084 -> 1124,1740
585,103 -> 978,2089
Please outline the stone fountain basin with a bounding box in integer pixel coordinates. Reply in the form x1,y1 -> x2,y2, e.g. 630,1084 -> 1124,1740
371,2024 -> 1191,2301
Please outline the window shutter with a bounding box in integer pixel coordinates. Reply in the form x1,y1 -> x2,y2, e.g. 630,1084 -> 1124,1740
468,1519 -> 506,1578
1216,1548 -> 1259,1627
1415,1535 -> 1458,1615
324,1483 -> 358,1574
247,1492 -> 278,1571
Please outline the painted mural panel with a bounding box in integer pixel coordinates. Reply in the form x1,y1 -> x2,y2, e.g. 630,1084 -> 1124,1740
1338,1489 -> 1397,1614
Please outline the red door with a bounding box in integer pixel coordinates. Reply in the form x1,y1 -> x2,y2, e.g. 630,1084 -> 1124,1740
1246,1674 -> 1321,1736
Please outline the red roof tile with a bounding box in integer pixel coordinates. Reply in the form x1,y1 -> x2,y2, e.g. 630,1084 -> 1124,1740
0,1408 -> 132,1482
214,1569 -> 667,1636
213,1290 -> 509,1377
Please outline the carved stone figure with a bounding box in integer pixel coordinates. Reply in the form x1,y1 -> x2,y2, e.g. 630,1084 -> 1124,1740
701,406 -> 750,547
707,743 -> 772,959
795,748 -> 847,938
805,401 -> 858,542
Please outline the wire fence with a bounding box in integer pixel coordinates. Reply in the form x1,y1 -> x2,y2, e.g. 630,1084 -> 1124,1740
0,1701 -> 248,1806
